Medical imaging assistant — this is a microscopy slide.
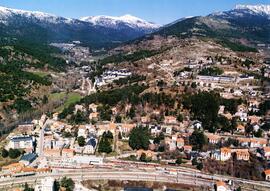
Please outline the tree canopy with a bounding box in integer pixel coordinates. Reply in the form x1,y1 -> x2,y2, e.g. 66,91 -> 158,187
60,177 -> 74,191
189,130 -> 207,151
183,91 -> 220,131
129,126 -> 150,150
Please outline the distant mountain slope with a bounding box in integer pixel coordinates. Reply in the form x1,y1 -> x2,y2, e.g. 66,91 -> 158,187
80,14 -> 160,32
155,4 -> 270,44
0,6 -> 160,49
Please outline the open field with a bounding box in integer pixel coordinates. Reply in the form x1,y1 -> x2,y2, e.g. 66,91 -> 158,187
49,92 -> 82,112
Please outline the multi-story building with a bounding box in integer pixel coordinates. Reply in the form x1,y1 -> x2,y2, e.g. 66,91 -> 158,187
8,136 -> 34,151
35,177 -> 55,191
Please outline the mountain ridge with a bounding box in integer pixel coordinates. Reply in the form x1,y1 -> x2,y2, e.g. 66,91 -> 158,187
0,5 -> 160,48
80,14 -> 160,30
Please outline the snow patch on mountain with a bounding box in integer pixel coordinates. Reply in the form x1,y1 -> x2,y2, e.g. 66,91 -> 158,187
0,6 -> 71,24
235,4 -> 270,16
80,14 -> 160,30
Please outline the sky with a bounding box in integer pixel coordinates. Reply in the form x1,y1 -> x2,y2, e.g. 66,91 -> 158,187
0,0 -> 269,24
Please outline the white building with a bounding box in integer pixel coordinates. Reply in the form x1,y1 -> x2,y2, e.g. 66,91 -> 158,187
73,155 -> 103,165
78,125 -> 88,138
35,177 -> 55,191
7,136 -> 34,150
212,148 -> 231,161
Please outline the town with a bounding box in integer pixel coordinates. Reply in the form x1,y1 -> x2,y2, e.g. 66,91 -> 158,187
0,1 -> 270,191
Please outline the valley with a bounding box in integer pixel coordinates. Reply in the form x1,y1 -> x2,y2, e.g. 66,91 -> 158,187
0,3 -> 270,191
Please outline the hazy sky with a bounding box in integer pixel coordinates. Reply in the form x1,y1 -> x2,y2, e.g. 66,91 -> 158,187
0,0 -> 269,24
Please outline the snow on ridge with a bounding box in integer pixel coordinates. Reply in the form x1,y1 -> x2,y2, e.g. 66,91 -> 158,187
0,6 -> 70,23
0,5 -> 160,29
235,4 -> 270,15
80,14 -> 160,29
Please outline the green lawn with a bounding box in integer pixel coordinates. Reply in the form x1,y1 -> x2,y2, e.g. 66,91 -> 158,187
30,71 -> 50,77
49,92 -> 82,112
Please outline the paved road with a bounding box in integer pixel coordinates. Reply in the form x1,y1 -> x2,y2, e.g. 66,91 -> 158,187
38,121 -> 46,157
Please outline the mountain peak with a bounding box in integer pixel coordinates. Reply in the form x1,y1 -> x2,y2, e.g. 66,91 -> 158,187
119,14 -> 144,22
80,14 -> 160,30
0,6 -> 57,18
0,5 -> 73,24
235,4 -> 270,15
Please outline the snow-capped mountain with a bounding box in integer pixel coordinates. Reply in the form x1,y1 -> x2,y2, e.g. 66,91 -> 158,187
0,6 -> 161,48
155,4 -> 270,44
235,4 -> 270,16
211,4 -> 270,19
0,6 -> 71,24
80,14 -> 160,31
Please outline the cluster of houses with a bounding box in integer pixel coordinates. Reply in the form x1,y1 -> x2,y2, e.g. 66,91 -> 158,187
95,69 -> 132,86
51,42 -> 92,64
1,84 -> 270,184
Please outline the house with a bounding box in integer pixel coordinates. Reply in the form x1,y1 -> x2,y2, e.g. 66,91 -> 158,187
234,149 -> 250,161
89,112 -> 99,121
238,138 -> 268,148
17,123 -> 34,134
183,145 -> 192,153
250,138 -> 268,148
111,107 -> 118,115
176,138 -> 185,149
35,177 -> 55,191
222,113 -> 233,120
52,113 -> 59,121
120,123 -> 136,134
218,106 -> 225,115
248,115 -> 261,124
252,124 -> 260,132
215,181 -> 229,191
235,112 -> 248,122
152,110 -> 160,115
264,169 -> 270,181
237,104 -> 247,113
54,139 -> 65,149
8,136 -> 34,151
190,120 -> 202,130
169,141 -> 177,151
164,116 -> 177,124
77,125 -> 88,138
165,126 -> 172,135
2,163 -> 25,173
97,123 -> 117,136
172,134 -> 178,142
125,104 -> 132,113
84,138 -> 97,154
43,149 -> 61,158
248,99 -> 260,113
164,137 -> 171,145
213,147 -> 231,161
206,133 -> 220,144
89,103 -> 98,113
43,135 -> 54,149
141,116 -> 150,123
234,105 -> 248,121
61,148 -> 75,158
262,147 -> 270,160
236,124 -> 245,133
73,155 -> 103,165
74,104 -> 85,114
150,125 -> 162,135
50,121 -> 66,131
